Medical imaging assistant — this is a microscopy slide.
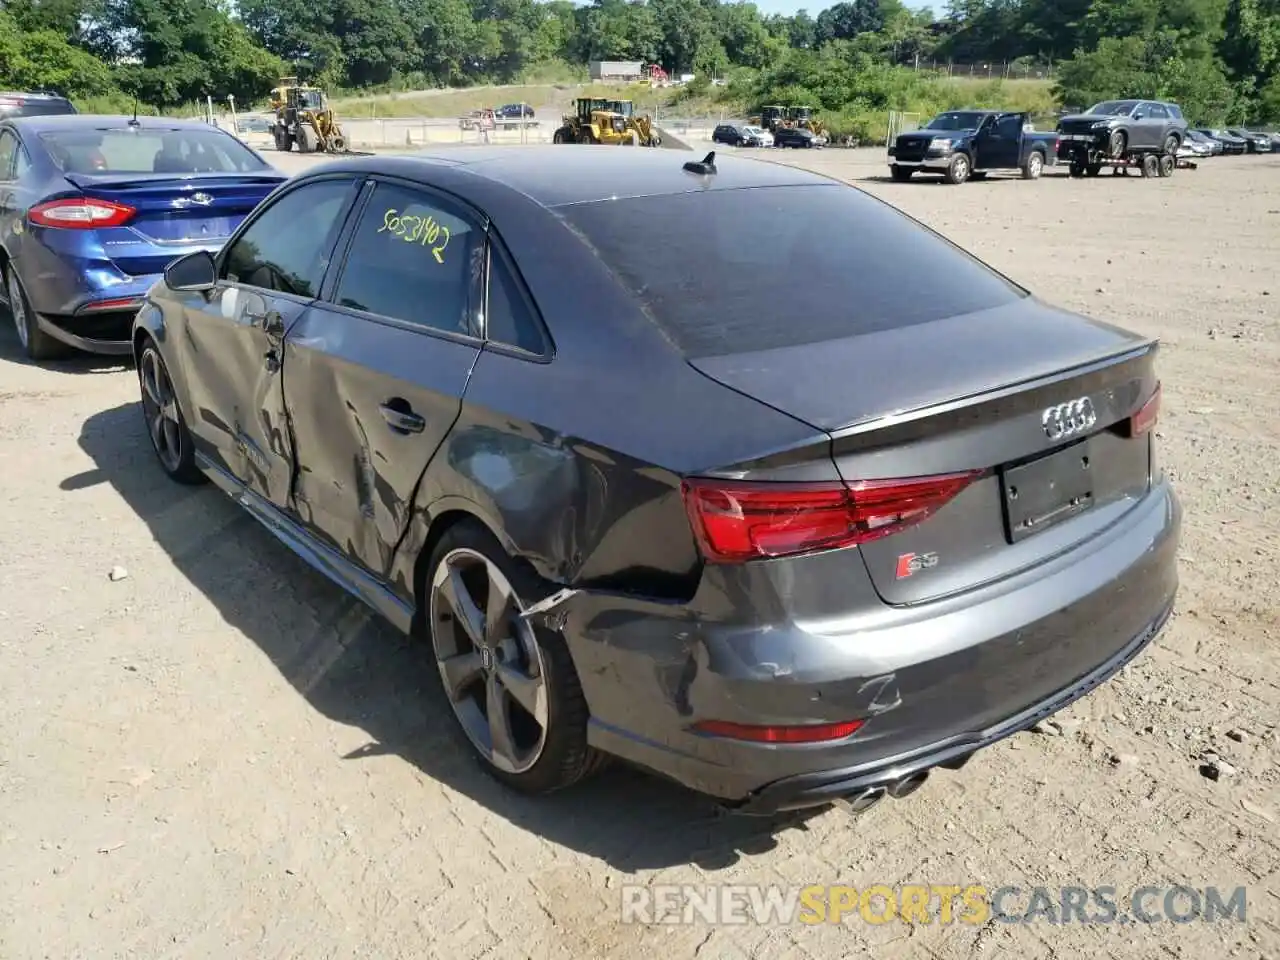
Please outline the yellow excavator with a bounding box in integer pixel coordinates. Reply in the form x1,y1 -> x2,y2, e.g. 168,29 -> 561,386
269,78 -> 348,153
552,98 -> 662,146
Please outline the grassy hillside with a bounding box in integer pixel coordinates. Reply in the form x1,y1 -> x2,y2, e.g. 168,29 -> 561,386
330,76 -> 1058,127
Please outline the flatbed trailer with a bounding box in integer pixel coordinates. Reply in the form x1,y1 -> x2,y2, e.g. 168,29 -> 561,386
1057,134 -> 1185,178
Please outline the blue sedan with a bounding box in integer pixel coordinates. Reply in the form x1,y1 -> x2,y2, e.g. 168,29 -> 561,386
0,115 -> 287,360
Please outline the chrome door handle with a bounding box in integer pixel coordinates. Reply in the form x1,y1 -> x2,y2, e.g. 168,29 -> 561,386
379,402 -> 425,434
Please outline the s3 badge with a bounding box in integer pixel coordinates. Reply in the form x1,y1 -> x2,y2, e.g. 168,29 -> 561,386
896,551 -> 939,579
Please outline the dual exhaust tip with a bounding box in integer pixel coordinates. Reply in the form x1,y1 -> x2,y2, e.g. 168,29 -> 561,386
836,770 -> 931,815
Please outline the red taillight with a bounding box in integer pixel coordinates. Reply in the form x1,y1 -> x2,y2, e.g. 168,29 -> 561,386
80,297 -> 142,312
28,198 -> 135,229
1128,382 -> 1161,436
692,719 -> 864,743
0,98 -> 22,108
681,470 -> 982,564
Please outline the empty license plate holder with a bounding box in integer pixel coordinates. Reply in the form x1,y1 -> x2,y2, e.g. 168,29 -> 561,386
1001,441 -> 1094,544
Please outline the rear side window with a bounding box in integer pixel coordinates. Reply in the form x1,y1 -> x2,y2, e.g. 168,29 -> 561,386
484,241 -> 547,355
558,184 -> 1026,358
39,127 -> 268,174
0,131 -> 17,179
332,181 -> 483,336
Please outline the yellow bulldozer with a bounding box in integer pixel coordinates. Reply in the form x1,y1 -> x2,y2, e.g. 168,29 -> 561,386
269,77 -> 348,153
552,98 -> 662,146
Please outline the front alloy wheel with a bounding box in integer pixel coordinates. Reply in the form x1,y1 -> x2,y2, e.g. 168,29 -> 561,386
138,342 -> 204,484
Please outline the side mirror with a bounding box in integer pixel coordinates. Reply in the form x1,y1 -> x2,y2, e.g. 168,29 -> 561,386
164,249 -> 217,292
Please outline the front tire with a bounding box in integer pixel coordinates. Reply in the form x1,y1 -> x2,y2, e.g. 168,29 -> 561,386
1108,129 -> 1128,158
137,339 -> 204,485
5,263 -> 69,361
944,152 -> 971,184
425,520 -> 604,795
889,164 -> 913,181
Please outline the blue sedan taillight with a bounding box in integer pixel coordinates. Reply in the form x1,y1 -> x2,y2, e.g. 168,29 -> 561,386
28,198 -> 136,229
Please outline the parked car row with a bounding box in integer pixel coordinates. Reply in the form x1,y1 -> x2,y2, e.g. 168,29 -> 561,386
1,101 -> 1181,820
1192,127 -> 1278,154
711,121 -> 828,149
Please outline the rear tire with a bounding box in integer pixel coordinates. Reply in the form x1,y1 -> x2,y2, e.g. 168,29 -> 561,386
1163,134 -> 1180,156
1141,154 -> 1159,178
552,127 -> 570,144
1022,150 -> 1044,180
944,152 -> 971,184
1158,153 -> 1175,177
424,520 -> 606,796
4,263 -> 70,361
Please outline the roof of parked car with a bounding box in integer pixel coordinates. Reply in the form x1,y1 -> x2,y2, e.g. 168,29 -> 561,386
4,114 -> 223,134
298,145 -> 833,207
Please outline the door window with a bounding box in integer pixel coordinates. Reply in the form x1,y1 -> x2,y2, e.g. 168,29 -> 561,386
0,131 -> 17,180
222,178 -> 355,297
995,115 -> 1022,137
331,181 -> 482,337
1146,103 -> 1168,120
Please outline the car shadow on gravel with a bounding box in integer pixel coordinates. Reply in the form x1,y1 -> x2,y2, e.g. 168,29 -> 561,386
0,332 -> 134,374
66,402 -> 839,872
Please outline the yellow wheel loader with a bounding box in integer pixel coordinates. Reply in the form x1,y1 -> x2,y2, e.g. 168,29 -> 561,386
552,98 -> 662,147
269,78 -> 349,154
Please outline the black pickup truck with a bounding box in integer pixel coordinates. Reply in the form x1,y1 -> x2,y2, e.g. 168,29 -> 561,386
888,110 -> 1060,184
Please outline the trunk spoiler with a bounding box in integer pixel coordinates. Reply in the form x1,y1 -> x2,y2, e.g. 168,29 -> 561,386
62,172 -> 286,191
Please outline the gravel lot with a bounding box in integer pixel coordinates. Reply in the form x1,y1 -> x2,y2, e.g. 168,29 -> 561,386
2,147 -> 1278,960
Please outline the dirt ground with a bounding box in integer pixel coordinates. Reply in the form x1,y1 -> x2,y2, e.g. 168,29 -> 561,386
2,147 -> 1278,960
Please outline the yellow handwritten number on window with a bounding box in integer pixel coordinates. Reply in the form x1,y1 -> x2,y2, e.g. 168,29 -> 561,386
377,207 -> 451,265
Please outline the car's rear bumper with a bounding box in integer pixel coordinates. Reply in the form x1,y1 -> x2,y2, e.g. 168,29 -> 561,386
562,478 -> 1181,811
735,598 -> 1170,814
36,311 -> 136,355
28,270 -> 160,355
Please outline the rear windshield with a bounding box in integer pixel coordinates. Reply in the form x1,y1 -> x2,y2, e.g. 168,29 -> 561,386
558,184 -> 1026,358
0,98 -> 76,118
38,126 -> 269,175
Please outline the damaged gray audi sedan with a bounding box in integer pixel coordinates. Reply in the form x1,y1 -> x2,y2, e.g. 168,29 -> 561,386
133,147 -> 1180,814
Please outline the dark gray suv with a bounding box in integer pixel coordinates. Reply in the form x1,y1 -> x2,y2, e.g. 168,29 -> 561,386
132,148 -> 1181,816
1058,98 -> 1188,161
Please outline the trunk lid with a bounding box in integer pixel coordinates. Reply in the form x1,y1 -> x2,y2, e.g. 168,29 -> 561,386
65,173 -> 286,275
688,298 -> 1160,605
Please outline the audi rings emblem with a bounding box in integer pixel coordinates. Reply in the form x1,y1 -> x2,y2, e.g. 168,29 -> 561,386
1041,397 -> 1097,440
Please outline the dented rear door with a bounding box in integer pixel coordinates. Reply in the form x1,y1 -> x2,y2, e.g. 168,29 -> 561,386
280,177 -> 485,580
